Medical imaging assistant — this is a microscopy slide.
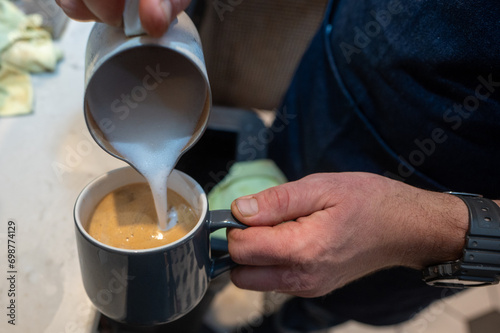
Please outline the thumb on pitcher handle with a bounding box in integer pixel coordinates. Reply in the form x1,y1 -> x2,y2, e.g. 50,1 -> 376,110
208,210 -> 248,279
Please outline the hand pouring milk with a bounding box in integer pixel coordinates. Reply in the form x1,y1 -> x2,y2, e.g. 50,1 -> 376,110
83,6 -> 211,231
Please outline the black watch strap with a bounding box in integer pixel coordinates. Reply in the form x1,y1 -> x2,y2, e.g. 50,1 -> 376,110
457,195 -> 500,265
423,193 -> 500,288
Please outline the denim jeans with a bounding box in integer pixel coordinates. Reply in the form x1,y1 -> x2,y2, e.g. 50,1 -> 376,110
267,0 -> 500,327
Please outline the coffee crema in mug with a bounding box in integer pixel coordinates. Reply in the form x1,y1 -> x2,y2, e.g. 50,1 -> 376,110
86,183 -> 199,250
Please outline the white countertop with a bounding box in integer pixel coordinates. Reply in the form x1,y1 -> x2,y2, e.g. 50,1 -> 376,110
0,20 -> 127,333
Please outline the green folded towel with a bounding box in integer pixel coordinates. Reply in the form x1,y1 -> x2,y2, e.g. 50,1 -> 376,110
0,0 -> 63,116
0,64 -> 32,116
208,159 -> 287,240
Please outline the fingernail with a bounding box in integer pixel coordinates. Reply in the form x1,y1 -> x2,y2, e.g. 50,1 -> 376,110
236,197 -> 259,217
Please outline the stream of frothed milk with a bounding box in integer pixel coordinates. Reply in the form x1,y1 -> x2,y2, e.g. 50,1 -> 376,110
86,48 -> 207,230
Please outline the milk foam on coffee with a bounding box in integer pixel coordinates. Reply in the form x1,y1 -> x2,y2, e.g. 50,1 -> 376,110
87,183 -> 199,249
86,47 -> 208,230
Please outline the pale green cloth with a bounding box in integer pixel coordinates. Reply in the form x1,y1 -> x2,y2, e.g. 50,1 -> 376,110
0,0 -> 63,116
208,159 -> 287,239
0,64 -> 31,116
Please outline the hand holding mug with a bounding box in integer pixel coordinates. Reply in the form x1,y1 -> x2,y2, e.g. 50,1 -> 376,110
228,172 -> 469,298
56,0 -> 191,36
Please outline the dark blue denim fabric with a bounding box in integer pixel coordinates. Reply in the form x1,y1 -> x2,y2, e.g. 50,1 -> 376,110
270,0 -> 500,196
268,0 -> 500,327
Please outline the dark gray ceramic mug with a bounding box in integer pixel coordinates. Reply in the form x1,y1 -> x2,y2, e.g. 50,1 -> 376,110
74,166 -> 246,326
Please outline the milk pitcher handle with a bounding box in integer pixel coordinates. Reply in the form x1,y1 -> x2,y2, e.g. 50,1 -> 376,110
208,210 -> 248,279
123,0 -> 147,36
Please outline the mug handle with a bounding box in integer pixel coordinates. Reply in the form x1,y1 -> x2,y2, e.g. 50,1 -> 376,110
208,210 -> 248,279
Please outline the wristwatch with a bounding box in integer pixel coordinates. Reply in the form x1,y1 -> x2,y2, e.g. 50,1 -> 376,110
423,192 -> 500,288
